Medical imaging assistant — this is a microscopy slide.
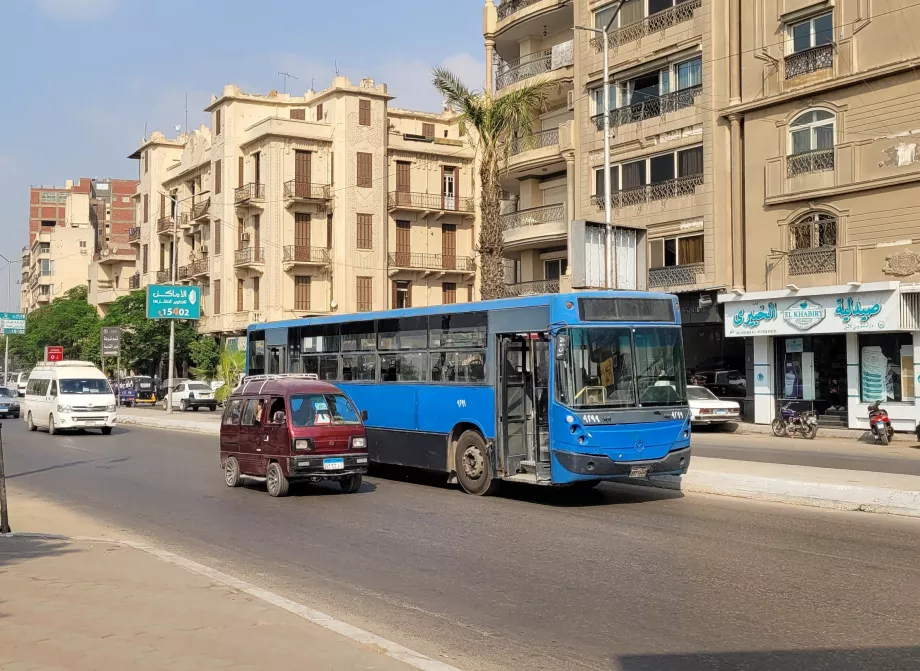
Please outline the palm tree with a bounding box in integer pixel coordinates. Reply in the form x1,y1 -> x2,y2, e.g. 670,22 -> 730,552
433,68 -> 553,299
214,347 -> 246,403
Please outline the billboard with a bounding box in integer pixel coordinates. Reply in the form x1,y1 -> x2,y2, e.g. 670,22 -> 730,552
146,285 -> 201,320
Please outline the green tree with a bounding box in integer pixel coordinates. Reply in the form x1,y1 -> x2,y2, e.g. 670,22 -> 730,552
214,347 -> 246,403
8,285 -> 100,367
189,335 -> 220,381
432,68 -> 551,299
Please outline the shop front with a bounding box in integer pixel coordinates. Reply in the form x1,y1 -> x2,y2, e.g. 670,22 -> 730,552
718,282 -> 920,431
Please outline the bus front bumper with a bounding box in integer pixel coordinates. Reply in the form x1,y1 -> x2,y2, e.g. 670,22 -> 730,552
553,447 -> 691,478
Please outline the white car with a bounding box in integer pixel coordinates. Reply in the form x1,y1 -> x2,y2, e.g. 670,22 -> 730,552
688,385 -> 741,425
166,381 -> 218,412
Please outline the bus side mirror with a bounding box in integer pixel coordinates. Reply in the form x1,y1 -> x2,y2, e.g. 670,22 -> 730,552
555,334 -> 569,360
360,410 -> 368,421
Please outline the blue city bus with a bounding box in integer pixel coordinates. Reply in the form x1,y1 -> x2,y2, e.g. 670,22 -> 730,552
245,291 -> 690,494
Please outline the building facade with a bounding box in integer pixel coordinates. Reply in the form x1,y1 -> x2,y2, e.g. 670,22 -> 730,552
720,0 -> 920,430
86,178 -> 138,315
128,78 -> 479,341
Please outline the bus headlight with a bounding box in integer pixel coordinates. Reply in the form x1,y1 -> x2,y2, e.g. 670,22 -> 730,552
57,405 -> 72,413
352,436 -> 367,449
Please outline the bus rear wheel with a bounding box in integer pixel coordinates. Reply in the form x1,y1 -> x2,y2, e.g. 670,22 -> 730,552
455,430 -> 499,496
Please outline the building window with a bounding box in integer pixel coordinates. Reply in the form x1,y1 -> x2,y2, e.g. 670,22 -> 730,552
394,280 -> 410,309
544,258 -> 568,280
649,234 -> 703,269
788,212 -> 838,275
143,194 -> 148,223
442,282 -> 456,305
237,279 -> 244,312
786,13 -> 834,78
467,284 -> 474,302
252,277 -> 260,311
356,277 -> 373,312
859,333 -> 913,403
215,109 -> 222,136
79,241 -> 87,249
787,109 -> 835,176
143,151 -> 148,174
295,276 -> 311,310
142,244 -> 148,273
594,2 -> 622,30
359,99 -> 371,126
422,122 -> 435,138
356,152 -> 373,188
290,108 -> 306,120
356,213 -> 373,249
593,145 -> 703,206
214,219 -> 221,255
214,159 -> 222,194
327,213 -> 333,249
316,103 -> 324,121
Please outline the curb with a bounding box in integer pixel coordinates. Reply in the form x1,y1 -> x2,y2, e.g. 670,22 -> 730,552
728,421 -> 918,443
641,471 -> 920,518
117,414 -> 219,435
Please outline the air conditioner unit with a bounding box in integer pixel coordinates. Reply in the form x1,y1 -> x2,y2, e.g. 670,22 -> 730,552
567,90 -> 575,111
240,232 -> 251,242
200,245 -> 209,254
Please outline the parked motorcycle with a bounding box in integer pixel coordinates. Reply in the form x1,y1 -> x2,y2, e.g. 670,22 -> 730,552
867,400 -> 895,446
771,403 -> 818,439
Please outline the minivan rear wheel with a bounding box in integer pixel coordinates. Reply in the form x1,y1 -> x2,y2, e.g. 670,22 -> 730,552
266,462 -> 289,497
340,474 -> 362,493
27,412 -> 36,431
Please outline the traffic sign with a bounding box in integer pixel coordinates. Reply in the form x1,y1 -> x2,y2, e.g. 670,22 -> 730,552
101,327 -> 121,357
45,346 -> 64,362
0,312 -> 26,335
146,285 -> 201,320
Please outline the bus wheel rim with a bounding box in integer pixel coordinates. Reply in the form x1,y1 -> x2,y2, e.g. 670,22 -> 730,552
462,446 -> 484,480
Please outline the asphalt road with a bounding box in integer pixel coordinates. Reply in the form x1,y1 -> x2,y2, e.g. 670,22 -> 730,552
3,421 -> 920,671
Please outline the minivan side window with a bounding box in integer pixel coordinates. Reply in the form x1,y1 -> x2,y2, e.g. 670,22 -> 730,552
49,381 -> 57,397
268,397 -> 286,424
223,399 -> 242,425
28,379 -> 49,396
241,399 -> 264,426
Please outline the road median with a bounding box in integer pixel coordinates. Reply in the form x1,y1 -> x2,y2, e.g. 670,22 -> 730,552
117,408 -> 219,435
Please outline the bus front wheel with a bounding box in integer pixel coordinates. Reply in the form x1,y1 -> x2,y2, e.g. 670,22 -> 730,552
455,431 -> 499,496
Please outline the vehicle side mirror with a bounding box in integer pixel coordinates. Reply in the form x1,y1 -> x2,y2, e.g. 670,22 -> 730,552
360,410 -> 368,421
555,334 -> 569,360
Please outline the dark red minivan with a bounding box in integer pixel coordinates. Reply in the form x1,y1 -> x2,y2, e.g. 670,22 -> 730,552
219,377 -> 369,497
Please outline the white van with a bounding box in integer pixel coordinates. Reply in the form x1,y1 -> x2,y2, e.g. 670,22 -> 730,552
24,361 -> 117,435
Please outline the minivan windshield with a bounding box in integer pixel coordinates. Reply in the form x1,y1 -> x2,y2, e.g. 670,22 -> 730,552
59,379 -> 111,395
290,393 -> 360,427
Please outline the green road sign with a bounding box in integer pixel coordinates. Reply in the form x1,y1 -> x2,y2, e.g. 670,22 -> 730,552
0,312 -> 26,335
146,285 -> 201,320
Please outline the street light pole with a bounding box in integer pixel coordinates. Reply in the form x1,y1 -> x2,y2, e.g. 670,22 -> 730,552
0,253 -> 20,388
575,0 -> 623,289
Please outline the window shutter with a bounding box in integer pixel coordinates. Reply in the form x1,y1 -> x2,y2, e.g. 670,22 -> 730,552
356,213 -> 373,249
391,280 -> 397,309
327,213 -> 333,249
238,156 -> 244,188
467,284 -> 473,302
422,122 -> 435,138
253,277 -> 260,310
356,152 -> 373,188
215,109 -> 221,136
214,279 -> 221,314
317,103 -> 324,121
290,108 -> 306,120
295,276 -> 311,310
214,219 -> 221,255
143,194 -> 148,223
237,279 -> 244,312
295,213 -> 311,248
442,282 -> 456,305
142,244 -> 148,273
357,277 -> 372,312
359,99 -> 371,126
160,193 -> 166,218
214,160 -> 222,195
649,239 -> 665,269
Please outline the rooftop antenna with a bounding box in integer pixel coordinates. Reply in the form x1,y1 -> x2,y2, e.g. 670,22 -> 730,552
278,71 -> 298,94
184,93 -> 188,135
335,60 -> 339,76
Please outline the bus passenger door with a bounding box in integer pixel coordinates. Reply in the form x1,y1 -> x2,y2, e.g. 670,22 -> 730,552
500,334 -> 551,478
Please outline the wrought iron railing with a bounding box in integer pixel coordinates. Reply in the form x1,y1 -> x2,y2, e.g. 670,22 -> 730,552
591,0 -> 701,51
190,257 -> 210,277
387,191 -> 475,213
156,216 -> 174,234
128,273 -> 141,289
591,174 -> 703,210
178,213 -> 190,228
234,182 -> 265,204
591,85 -> 702,131
496,50 -> 552,90
788,248 -> 837,276
178,265 -> 191,280
648,263 -> 703,288
234,247 -> 265,265
156,269 -> 172,283
504,279 -> 560,297
128,226 -> 141,243
497,0 -> 544,20
283,180 -> 331,200
786,148 -> 835,177
501,204 -> 565,231
387,252 -> 475,272
191,197 -> 211,220
283,246 -> 330,264
510,128 -> 559,156
785,44 -> 833,80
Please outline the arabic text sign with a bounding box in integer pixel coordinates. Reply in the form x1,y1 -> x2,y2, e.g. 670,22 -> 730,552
725,290 -> 899,337
45,345 -> 64,362
146,284 -> 201,320
101,327 -> 121,357
0,312 -> 26,335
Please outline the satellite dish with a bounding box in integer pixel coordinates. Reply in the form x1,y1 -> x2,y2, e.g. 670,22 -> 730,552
330,300 -> 338,310
174,124 -> 182,132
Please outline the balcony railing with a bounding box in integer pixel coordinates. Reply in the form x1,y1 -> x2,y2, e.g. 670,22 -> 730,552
178,265 -> 191,280
591,0 -> 702,51
128,226 -> 141,243
788,248 -> 837,276
156,269 -> 173,283
501,204 -> 565,231
156,216 -> 174,234
496,50 -> 552,90
785,44 -> 834,80
190,257 -> 210,277
591,85 -> 702,131
786,148 -> 835,177
387,252 -> 475,272
388,191 -> 475,213
234,182 -> 265,204
648,263 -> 703,289
234,247 -> 265,266
283,246 -> 330,264
497,0 -> 543,20
591,174 -> 703,210
191,197 -> 211,220
510,128 -> 559,156
283,180 -> 332,201
128,273 -> 141,290
504,279 -> 560,297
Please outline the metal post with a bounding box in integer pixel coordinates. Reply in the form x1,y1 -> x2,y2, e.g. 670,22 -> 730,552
3,259 -> 10,386
0,423 -> 10,534
602,29 -> 613,289
167,196 -> 177,415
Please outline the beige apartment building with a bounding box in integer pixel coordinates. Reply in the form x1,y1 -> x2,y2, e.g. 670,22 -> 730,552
716,0 -> 920,431
129,78 -> 478,340
22,213 -> 94,312
484,0 -> 738,380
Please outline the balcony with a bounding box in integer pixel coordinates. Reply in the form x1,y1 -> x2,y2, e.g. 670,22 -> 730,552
234,246 -> 265,269
510,128 -> 559,156
34,291 -> 51,304
497,0 -> 543,20
591,0 -> 702,51
387,252 -> 475,274
504,279 -> 559,296
93,246 -> 135,265
387,192 -> 475,215
648,263 -> 704,290
591,174 -> 703,210
129,273 -> 141,290
282,246 -> 330,266
785,44 -> 834,80
501,204 -> 567,251
128,226 -> 141,244
496,50 -> 551,90
591,85 -> 702,131
155,269 -> 173,283
157,216 -> 175,235
283,181 -> 332,205
190,257 -> 210,278
788,248 -> 837,276
786,148 -> 834,178
235,182 -> 265,205
178,265 -> 191,281
191,197 -> 211,221
501,203 -> 565,230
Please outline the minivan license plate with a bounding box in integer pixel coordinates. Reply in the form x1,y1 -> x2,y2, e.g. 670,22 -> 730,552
323,458 -> 345,471
629,466 -> 650,479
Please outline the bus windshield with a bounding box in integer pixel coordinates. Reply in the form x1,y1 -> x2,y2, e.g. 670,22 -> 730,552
563,327 -> 687,409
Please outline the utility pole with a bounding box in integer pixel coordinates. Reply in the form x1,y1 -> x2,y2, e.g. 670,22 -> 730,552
574,1 -> 623,289
0,423 -> 10,534
0,253 -> 20,387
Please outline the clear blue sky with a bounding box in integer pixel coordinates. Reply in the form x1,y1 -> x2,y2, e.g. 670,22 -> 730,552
0,0 -> 486,293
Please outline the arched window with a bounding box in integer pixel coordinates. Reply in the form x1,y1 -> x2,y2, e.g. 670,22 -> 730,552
789,212 -> 837,250
789,109 -> 834,155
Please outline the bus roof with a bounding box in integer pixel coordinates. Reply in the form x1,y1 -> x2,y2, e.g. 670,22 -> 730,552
247,290 -> 678,333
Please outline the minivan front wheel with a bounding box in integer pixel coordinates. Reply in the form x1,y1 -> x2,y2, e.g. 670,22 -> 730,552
266,462 -> 289,497
48,415 -> 57,435
340,474 -> 362,493
224,456 -> 242,487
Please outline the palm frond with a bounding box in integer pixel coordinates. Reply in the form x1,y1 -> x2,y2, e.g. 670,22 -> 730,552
432,67 -> 475,111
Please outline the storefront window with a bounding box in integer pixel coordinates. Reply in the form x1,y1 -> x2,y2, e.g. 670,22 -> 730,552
774,335 -> 847,411
859,333 -> 913,403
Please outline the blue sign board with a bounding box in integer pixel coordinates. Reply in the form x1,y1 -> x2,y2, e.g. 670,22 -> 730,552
146,285 -> 201,320
0,312 -> 26,335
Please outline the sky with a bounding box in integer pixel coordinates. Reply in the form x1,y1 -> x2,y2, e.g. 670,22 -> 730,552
0,0 -> 487,296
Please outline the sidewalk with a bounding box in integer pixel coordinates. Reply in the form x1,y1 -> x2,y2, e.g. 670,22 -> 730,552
118,405 -> 220,434
0,487 -> 458,671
